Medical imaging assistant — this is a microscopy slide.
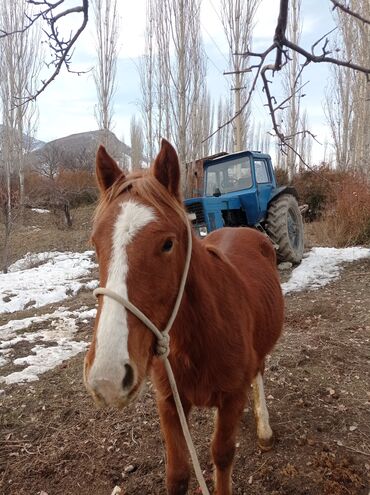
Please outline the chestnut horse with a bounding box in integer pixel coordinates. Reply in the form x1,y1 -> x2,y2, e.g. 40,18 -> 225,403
84,139 -> 284,495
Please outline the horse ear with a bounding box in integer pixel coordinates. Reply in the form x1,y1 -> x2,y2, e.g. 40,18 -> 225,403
152,139 -> 181,200
96,145 -> 124,192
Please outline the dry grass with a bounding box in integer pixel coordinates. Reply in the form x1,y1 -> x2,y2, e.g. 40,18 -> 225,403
292,166 -> 346,222
312,174 -> 370,247
0,204 -> 95,267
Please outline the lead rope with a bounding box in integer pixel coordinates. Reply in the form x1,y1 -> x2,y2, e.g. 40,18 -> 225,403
93,217 -> 210,495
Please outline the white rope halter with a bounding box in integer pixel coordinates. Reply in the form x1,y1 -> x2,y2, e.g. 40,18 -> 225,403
93,215 -> 210,495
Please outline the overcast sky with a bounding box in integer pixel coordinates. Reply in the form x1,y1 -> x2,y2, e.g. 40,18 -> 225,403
36,0 -> 336,162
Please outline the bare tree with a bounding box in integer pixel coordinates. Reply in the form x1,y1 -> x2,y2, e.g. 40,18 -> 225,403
215,96 -> 233,153
350,0 -> 370,174
152,1 -> 171,146
250,121 -> 271,154
0,181 -> 19,273
142,0 -> 207,178
130,116 -> 144,170
211,0 -> 370,170
221,0 -> 260,151
92,0 -> 119,144
33,143 -> 64,181
297,110 -> 312,169
139,0 -> 156,163
280,0 -> 304,177
0,0 -> 41,271
325,0 -> 370,173
119,133 -> 130,171
196,90 -> 214,158
325,59 -> 353,170
0,0 -> 89,103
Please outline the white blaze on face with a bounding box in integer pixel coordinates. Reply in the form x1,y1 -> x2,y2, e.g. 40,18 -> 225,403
88,200 -> 155,403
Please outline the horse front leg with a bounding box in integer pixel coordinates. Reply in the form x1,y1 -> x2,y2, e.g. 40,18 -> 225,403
157,395 -> 192,495
252,371 -> 274,451
212,394 -> 245,495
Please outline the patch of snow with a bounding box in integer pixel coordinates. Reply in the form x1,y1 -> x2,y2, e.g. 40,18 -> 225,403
282,247 -> 370,295
0,306 -> 96,385
1,251 -> 96,314
4,341 -> 87,384
85,279 -> 99,290
77,308 -> 98,319
0,249 -> 98,389
1,246 -> 369,389
31,208 -> 49,214
8,252 -> 53,272
0,350 -> 10,366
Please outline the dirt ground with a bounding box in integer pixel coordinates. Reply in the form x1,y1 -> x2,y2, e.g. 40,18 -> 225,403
0,209 -> 369,495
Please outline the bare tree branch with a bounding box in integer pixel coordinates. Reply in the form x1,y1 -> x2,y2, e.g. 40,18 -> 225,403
0,1 -> 63,38
283,37 -> 370,77
330,0 -> 370,26
311,27 -> 337,55
206,0 -> 370,169
206,44 -> 276,141
273,81 -> 309,114
2,0 -> 89,105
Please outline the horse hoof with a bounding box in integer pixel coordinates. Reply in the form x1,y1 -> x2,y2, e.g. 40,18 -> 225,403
258,435 -> 274,452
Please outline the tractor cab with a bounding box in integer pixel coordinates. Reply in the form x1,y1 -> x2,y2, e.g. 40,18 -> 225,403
185,151 -> 276,236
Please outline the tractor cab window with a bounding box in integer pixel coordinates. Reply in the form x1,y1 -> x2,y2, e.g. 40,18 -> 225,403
254,159 -> 270,183
205,156 -> 253,196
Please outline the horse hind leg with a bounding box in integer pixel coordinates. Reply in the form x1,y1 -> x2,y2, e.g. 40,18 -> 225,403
252,371 -> 274,451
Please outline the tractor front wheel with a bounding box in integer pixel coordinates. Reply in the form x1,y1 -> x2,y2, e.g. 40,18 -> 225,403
266,194 -> 304,264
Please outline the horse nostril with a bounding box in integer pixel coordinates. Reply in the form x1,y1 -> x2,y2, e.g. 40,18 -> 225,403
122,363 -> 134,391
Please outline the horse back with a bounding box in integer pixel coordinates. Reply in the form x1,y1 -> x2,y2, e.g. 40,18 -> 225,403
205,227 -> 284,361
205,227 -> 276,266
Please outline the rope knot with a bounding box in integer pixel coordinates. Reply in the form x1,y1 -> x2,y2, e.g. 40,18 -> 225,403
156,332 -> 170,359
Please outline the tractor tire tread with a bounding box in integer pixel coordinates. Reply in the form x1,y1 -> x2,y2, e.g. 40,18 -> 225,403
266,194 -> 304,264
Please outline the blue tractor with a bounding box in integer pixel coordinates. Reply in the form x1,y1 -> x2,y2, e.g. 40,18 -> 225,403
184,150 -> 304,264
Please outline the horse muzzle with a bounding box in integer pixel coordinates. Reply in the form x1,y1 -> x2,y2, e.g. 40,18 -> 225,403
84,356 -> 141,409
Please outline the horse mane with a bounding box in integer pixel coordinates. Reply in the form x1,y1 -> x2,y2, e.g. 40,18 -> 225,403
94,168 -> 187,225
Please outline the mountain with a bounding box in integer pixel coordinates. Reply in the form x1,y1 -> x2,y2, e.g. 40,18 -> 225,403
0,124 -> 46,152
28,129 -> 131,170
37,129 -> 131,158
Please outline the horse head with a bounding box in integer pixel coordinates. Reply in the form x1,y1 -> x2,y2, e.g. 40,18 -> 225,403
84,139 -> 189,409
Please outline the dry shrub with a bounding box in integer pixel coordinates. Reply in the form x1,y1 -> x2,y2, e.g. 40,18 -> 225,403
56,169 -> 97,207
23,169 -> 97,229
56,168 -> 96,192
316,173 -> 370,247
292,165 -> 346,221
274,167 -> 290,186
25,168 -> 97,208
24,170 -> 48,202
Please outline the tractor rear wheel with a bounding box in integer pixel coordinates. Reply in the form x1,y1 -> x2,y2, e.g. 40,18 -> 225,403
266,194 -> 304,264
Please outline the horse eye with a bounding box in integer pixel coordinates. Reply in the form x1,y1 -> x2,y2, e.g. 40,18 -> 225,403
162,239 -> 173,252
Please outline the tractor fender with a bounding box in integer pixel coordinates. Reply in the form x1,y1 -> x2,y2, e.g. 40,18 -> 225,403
268,186 -> 299,205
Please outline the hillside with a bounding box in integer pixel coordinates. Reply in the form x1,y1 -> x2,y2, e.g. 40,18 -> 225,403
28,129 -> 131,170
36,129 -> 130,159
0,124 -> 45,152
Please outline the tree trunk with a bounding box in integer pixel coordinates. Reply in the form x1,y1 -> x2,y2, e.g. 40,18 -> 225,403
63,203 -> 72,228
